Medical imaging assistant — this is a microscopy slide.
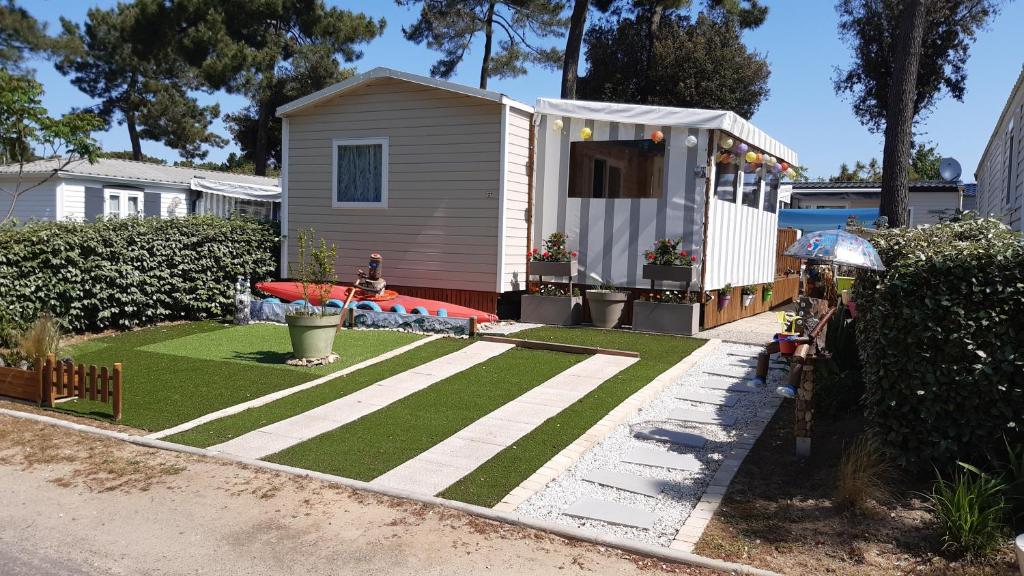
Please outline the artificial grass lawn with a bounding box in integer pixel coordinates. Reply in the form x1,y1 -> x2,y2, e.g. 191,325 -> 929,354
438,327 -> 704,506
264,348 -> 584,481
58,322 -> 423,431
166,337 -> 469,448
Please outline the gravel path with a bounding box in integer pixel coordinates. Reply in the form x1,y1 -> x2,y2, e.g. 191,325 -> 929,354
515,342 -> 785,547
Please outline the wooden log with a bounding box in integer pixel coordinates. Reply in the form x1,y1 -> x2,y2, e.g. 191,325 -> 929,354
756,351 -> 769,379
793,344 -> 811,363
43,355 -> 56,406
112,363 -> 122,421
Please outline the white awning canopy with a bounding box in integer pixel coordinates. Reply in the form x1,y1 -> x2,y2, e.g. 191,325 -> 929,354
189,177 -> 281,202
535,98 -> 798,165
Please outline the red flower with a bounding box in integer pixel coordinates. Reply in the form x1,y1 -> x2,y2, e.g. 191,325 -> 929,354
691,255 -> 697,262
679,250 -> 687,257
542,251 -> 550,258
571,251 -> 578,257
646,253 -> 655,261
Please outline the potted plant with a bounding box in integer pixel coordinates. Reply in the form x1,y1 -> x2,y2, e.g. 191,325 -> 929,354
741,285 -> 755,307
522,232 -> 581,325
718,283 -> 733,310
632,290 -> 701,335
642,238 -> 697,287
586,278 -> 628,329
762,280 -> 775,303
286,228 -> 343,360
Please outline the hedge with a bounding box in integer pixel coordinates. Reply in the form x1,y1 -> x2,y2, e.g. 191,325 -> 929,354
853,217 -> 1024,469
0,216 -> 279,342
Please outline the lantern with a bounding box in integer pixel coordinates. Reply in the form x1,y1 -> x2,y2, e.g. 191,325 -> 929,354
580,126 -> 592,140
779,162 -> 789,172
745,151 -> 756,163
719,135 -> 734,149
553,118 -> 564,132
651,130 -> 664,143
735,143 -> 748,154
685,135 -> 698,147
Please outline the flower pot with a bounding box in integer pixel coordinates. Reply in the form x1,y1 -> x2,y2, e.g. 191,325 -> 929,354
775,332 -> 798,356
762,290 -> 773,303
530,260 -> 578,278
717,293 -> 732,310
521,294 -> 581,325
741,294 -> 754,307
631,300 -> 700,335
642,264 -> 696,284
586,290 -> 628,329
286,312 -> 342,360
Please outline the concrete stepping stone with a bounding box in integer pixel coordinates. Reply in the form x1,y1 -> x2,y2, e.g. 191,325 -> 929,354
208,341 -> 516,459
704,364 -> 755,378
621,447 -> 701,471
723,356 -> 758,367
564,497 -> 657,529
371,354 -> 639,496
581,469 -> 668,497
633,426 -> 707,448
667,407 -> 737,427
700,375 -> 757,393
675,389 -> 739,407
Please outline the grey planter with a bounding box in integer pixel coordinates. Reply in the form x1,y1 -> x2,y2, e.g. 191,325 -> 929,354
642,264 -> 697,284
742,294 -> 755,307
286,312 -> 342,359
530,260 -> 578,278
586,290 -> 628,329
520,294 -> 581,326
631,300 -> 700,336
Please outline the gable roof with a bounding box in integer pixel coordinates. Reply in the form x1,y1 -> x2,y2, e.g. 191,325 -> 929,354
276,67 -> 534,117
0,157 -> 279,190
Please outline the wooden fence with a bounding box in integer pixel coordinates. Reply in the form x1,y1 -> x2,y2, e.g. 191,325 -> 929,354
0,355 -> 122,420
776,228 -> 801,277
701,276 -> 799,330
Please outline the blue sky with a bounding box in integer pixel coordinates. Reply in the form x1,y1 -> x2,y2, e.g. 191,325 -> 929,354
23,0 -> 1024,180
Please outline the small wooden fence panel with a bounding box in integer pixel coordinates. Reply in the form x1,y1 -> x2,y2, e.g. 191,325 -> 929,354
776,228 -> 801,277
0,356 -> 122,421
0,365 -> 43,404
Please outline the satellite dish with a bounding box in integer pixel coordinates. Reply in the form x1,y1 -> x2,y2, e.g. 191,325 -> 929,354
939,157 -> 962,182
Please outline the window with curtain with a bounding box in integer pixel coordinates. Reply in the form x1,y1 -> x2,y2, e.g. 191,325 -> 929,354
333,137 -> 388,208
714,161 -> 737,202
568,140 -> 664,199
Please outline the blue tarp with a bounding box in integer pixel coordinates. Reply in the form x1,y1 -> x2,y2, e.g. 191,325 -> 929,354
778,208 -> 879,232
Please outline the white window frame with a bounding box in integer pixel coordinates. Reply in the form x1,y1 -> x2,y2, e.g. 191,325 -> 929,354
331,137 -> 389,209
104,187 -> 143,218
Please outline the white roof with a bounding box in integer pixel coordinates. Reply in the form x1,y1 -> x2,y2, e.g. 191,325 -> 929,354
535,98 -> 798,165
277,66 -> 534,117
0,157 -> 280,193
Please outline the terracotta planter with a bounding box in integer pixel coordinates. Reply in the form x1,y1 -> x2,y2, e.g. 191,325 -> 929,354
632,300 -> 700,335
521,294 -> 581,325
529,260 -> 578,278
776,332 -> 799,356
286,312 -> 342,359
586,290 -> 627,329
642,264 -> 696,284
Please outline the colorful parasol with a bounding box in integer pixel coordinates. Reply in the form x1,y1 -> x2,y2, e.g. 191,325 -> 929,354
783,229 -> 885,271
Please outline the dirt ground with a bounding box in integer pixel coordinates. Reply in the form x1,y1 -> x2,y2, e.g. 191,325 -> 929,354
694,401 -> 1019,575
0,412 -> 721,576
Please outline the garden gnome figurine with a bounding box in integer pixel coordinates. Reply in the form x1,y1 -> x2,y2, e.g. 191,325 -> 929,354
234,275 -> 251,325
355,253 -> 386,294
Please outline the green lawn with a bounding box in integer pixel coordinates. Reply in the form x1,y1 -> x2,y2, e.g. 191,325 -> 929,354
59,322 -> 424,431
264,348 -> 584,480
438,327 -> 704,506
166,337 -> 470,447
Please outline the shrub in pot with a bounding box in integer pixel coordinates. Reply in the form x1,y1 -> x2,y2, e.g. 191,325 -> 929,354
632,290 -> 701,335
586,282 -> 628,329
642,237 -> 697,286
286,229 -> 342,360
741,285 -> 755,307
718,283 -> 733,310
522,232 -> 581,325
762,280 -> 774,302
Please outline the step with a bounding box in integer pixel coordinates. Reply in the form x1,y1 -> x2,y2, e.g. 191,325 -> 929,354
564,497 -> 657,529
581,469 -> 668,497
621,447 -> 701,471
633,426 -> 707,448
675,389 -> 740,407
667,408 -> 737,427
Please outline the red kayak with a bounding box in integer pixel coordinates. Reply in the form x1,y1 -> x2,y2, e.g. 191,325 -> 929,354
256,281 -> 498,323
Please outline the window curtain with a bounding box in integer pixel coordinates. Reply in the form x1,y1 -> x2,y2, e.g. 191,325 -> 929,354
337,144 -> 382,203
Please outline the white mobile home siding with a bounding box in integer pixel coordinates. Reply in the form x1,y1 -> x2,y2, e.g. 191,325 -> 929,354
284,77 -> 507,293
502,107 -> 532,292
976,67 -> 1024,232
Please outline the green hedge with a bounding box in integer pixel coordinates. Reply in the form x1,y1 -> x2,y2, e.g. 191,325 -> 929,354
0,216 -> 279,341
853,217 -> 1024,469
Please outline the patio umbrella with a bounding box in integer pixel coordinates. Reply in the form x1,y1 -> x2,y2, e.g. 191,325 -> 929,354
784,229 -> 885,271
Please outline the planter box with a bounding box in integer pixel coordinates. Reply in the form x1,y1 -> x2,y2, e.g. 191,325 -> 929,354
586,290 -> 628,329
631,300 -> 700,336
521,294 -> 581,326
642,264 -> 697,284
529,260 -> 578,278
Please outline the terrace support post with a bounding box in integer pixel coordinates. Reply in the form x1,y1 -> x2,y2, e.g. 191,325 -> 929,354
794,363 -> 814,457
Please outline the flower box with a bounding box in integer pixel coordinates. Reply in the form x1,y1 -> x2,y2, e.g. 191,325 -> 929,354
631,300 -> 700,336
521,294 -> 581,326
530,260 -> 578,278
642,264 -> 697,284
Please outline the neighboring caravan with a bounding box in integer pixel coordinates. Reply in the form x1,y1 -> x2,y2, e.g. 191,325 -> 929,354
975,64 -> 1024,233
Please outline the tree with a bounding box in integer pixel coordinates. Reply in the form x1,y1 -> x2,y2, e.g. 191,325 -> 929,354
831,158 -> 882,182
0,70 -> 102,223
55,2 -> 226,162
560,0 -> 591,98
909,142 -> 941,180
397,0 -> 567,90
98,150 -> 166,164
834,0 -> 1001,226
0,0 -> 52,75
177,1 -> 384,175
175,152 -> 280,177
577,9 -> 769,117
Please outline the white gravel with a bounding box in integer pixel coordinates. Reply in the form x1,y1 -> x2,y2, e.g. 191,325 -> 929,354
515,341 -> 785,547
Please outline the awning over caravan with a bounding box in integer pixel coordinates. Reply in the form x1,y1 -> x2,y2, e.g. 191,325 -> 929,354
535,98 -> 798,165
189,177 -> 281,202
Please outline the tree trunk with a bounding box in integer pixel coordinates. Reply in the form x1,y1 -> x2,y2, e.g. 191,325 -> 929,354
638,3 -> 664,104
126,110 -> 142,161
880,0 -> 927,228
479,1 -> 496,90
254,100 -> 272,176
561,0 -> 590,99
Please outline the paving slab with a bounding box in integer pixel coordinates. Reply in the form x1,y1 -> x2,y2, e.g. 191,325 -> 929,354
581,469 -> 668,497
703,364 -> 756,378
723,356 -> 759,367
209,341 -> 515,459
563,497 -> 658,529
667,408 -> 737,427
675,389 -> 739,407
621,447 -> 701,471
633,426 -> 707,448
699,375 -> 758,392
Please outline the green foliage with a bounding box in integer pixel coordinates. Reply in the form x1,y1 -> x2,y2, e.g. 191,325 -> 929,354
909,142 -> 942,180
926,464 -> 1008,559
639,289 -> 699,304
288,228 -> 338,316
0,216 -> 279,335
643,237 -> 694,266
98,150 -> 166,164
531,231 -> 575,262
836,435 -> 894,513
853,217 -> 1024,469
831,158 -> 882,182
0,0 -> 54,75
740,284 -> 755,296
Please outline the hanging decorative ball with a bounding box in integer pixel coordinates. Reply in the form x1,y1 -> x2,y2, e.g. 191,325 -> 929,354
685,135 -> 698,148
651,130 -> 664,143
720,137 -> 734,149
553,118 -> 564,132
779,162 -> 789,172
735,143 -> 749,154
772,163 -> 782,173
580,126 -> 592,140
744,151 -> 756,163
755,153 -> 764,164
786,168 -> 797,179
764,155 -> 776,166
743,163 -> 754,172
